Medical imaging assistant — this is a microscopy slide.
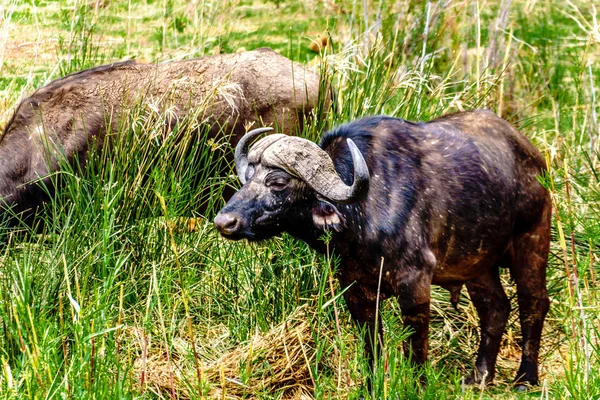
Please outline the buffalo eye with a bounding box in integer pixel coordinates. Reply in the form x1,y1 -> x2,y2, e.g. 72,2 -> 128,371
267,178 -> 289,191
266,174 -> 291,192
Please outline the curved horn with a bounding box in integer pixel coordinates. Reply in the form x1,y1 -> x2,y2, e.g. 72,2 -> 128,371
234,127 -> 274,184
260,137 -> 370,203
342,138 -> 370,201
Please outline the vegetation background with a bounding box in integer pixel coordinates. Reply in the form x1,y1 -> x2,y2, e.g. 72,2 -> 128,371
0,0 -> 598,398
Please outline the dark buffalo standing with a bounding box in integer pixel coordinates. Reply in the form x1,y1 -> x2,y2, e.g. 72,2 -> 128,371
0,48 -> 320,230
214,111 -> 551,387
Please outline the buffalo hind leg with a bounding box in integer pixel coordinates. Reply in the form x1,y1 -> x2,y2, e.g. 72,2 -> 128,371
508,208 -> 551,387
465,267 -> 511,385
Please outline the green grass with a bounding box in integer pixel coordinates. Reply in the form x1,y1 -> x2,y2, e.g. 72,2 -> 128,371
1,0 -> 599,398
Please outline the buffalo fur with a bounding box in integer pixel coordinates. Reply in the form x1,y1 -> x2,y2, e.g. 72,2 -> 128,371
0,48 -> 321,230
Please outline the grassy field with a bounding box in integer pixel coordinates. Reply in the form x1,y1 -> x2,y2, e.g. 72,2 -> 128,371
0,0 -> 599,398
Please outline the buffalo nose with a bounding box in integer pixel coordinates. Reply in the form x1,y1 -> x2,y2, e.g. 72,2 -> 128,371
214,212 -> 242,236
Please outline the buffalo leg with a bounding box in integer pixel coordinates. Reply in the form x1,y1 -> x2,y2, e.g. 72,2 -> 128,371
399,302 -> 430,365
397,273 -> 432,366
465,267 -> 510,384
508,207 -> 551,386
343,288 -> 383,372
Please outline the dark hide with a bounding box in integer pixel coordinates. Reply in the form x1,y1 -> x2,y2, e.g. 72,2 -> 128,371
215,110 -> 551,387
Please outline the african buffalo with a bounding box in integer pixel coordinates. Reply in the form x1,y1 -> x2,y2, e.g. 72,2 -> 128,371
214,111 -> 551,387
0,48 -> 320,230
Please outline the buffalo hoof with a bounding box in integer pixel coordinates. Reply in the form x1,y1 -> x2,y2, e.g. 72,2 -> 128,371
514,364 -> 539,389
513,383 -> 529,392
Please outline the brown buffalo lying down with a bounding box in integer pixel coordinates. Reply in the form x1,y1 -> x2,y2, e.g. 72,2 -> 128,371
0,48 -> 321,230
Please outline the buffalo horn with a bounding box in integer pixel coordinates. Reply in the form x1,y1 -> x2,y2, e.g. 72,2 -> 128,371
257,136 -> 370,203
234,127 -> 274,184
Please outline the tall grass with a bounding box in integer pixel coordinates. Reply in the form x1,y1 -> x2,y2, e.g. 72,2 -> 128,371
0,0 -> 598,398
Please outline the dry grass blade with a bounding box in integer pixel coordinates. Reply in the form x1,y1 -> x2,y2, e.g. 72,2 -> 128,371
130,305 -> 337,399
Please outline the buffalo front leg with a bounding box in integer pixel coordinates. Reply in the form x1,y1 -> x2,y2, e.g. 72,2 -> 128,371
508,205 -> 551,387
399,302 -> 430,366
397,273 -> 432,366
343,287 -> 384,374
465,267 -> 511,385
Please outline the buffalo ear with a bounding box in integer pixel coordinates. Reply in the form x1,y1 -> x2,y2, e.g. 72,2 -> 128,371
311,198 -> 345,232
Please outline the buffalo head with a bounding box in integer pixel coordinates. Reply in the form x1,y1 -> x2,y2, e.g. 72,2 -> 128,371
214,128 -> 370,241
